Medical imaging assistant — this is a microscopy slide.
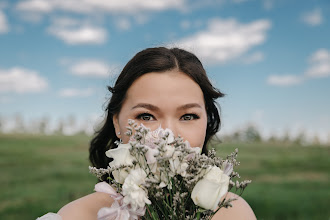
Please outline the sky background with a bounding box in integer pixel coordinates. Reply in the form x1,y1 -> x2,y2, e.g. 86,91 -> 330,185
0,0 -> 329,142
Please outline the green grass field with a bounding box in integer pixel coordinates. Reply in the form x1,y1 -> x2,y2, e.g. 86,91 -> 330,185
0,134 -> 329,219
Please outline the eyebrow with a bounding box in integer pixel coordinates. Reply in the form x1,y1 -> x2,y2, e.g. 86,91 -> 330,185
131,103 -> 202,111
131,103 -> 159,111
177,103 -> 202,110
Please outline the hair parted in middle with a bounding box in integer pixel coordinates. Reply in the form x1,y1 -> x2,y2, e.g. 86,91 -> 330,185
89,47 -> 225,175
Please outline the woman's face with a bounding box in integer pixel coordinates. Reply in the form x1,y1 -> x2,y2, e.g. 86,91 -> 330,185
113,70 -> 208,149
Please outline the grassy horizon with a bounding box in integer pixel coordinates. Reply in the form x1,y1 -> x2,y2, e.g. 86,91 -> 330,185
0,134 -> 329,219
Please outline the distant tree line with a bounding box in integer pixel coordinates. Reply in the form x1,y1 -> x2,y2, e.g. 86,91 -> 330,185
0,114 -> 93,136
214,124 -> 329,147
0,115 -> 329,146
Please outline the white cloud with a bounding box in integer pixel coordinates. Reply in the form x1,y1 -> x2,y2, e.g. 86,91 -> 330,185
50,17 -> 80,27
267,74 -> 303,86
301,8 -> 323,26
309,48 -> 330,62
180,20 -> 191,30
16,0 -> 53,13
58,88 -> 94,97
0,10 -> 9,33
262,0 -> 274,10
116,17 -> 131,31
15,0 -> 210,34
305,48 -> 330,78
15,0 -> 183,32
0,67 -> 48,93
69,60 -> 110,77
135,14 -> 149,25
16,0 -> 185,14
242,51 -> 264,64
180,20 -> 203,30
306,63 -> 330,78
231,0 -> 249,3
185,0 -> 225,11
49,26 -> 107,45
268,48 -> 330,86
174,18 -> 271,64
47,17 -> 107,45
20,13 -> 44,23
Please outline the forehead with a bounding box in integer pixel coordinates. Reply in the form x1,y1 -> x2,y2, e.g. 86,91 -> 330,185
125,70 -> 205,106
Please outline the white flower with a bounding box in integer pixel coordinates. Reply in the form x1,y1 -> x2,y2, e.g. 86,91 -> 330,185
106,143 -> 135,184
163,128 -> 175,143
94,182 -> 123,200
188,143 -> 202,154
97,200 -> 130,220
185,142 -> 202,160
95,182 -> 145,220
169,151 -> 189,177
122,168 -> 151,211
143,125 -> 174,146
151,166 -> 170,188
222,160 -> 234,176
191,166 -> 230,210
37,213 -> 62,220
163,144 -> 175,158
144,145 -> 159,165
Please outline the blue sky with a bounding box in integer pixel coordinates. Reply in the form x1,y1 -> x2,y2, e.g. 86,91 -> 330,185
0,0 -> 329,142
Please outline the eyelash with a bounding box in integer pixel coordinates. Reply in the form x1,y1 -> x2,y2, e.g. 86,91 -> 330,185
181,114 -> 200,121
135,113 -> 200,121
136,113 -> 154,121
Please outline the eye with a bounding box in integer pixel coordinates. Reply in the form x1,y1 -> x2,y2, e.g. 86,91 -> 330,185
180,114 -> 200,121
137,113 -> 155,121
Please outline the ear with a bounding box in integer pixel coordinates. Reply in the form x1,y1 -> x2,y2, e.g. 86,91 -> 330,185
113,114 -> 121,139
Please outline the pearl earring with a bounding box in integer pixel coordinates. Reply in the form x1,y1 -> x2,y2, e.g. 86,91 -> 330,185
117,132 -> 122,144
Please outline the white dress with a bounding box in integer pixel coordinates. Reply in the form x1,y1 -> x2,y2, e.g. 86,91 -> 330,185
37,213 -> 62,220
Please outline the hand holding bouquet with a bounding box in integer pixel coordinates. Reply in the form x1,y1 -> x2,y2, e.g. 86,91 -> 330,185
89,120 -> 251,220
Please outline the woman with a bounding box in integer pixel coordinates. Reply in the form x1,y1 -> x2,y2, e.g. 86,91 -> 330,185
39,47 -> 256,219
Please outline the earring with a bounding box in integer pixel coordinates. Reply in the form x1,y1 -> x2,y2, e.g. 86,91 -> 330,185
117,132 -> 122,143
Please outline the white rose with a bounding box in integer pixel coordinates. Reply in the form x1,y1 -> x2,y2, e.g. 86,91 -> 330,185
122,168 -> 151,211
191,166 -> 230,210
106,143 -> 135,184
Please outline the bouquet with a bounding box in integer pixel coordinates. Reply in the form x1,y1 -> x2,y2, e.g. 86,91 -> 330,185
89,120 -> 251,220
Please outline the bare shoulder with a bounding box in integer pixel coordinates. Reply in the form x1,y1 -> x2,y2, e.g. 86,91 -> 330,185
212,192 -> 256,220
57,192 -> 113,220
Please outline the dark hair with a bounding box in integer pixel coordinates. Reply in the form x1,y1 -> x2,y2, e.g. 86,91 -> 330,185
89,47 -> 224,175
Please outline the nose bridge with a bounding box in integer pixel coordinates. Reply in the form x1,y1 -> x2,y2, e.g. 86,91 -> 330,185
161,117 -> 177,135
